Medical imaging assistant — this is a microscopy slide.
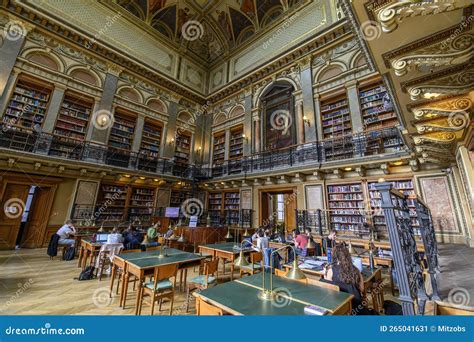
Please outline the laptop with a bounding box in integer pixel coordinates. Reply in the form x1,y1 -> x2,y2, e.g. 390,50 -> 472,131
95,233 -> 109,243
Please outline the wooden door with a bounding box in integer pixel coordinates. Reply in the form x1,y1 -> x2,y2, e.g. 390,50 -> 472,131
20,186 -> 57,248
0,183 -> 30,249
285,193 -> 296,232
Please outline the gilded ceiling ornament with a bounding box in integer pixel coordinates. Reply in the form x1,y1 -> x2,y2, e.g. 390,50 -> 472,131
413,132 -> 456,145
377,0 -> 457,33
392,34 -> 473,76
411,97 -> 472,119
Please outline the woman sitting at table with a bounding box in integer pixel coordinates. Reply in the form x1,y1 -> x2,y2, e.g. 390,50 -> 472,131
325,244 -> 370,314
107,227 -> 124,244
123,225 -> 142,249
145,223 -> 159,247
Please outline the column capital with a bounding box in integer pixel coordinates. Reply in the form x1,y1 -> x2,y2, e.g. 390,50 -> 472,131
5,16 -> 36,37
244,87 -> 252,97
107,63 -> 123,77
345,80 -> 358,89
298,57 -> 312,71
53,83 -> 68,91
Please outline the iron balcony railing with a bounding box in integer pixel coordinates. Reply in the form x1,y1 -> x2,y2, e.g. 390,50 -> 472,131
0,125 -> 405,180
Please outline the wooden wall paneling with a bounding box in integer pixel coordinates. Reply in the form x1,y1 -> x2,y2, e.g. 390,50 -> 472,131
0,183 -> 31,249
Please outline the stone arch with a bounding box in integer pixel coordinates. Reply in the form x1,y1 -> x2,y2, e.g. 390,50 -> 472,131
146,98 -> 167,113
351,51 -> 367,69
228,105 -> 245,118
24,49 -> 64,72
68,66 -> 101,87
315,63 -> 345,83
213,112 -> 227,125
117,86 -> 143,103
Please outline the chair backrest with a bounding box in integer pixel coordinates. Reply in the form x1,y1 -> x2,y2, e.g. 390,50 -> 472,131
274,268 -> 286,277
307,278 -> 340,291
198,300 -> 224,316
204,259 -> 219,276
154,263 -> 178,283
434,301 -> 474,316
251,252 -> 263,264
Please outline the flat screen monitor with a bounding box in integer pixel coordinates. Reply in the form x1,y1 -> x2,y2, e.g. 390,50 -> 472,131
165,207 -> 180,218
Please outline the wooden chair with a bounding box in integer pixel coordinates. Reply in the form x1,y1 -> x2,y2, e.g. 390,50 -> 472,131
240,252 -> 263,277
186,259 -> 219,312
109,249 -> 141,298
95,243 -> 123,281
307,278 -> 340,291
434,301 -> 474,315
197,299 -> 224,316
138,264 -> 178,315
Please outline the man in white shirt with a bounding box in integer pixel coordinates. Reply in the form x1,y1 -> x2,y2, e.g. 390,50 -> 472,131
56,220 -> 76,247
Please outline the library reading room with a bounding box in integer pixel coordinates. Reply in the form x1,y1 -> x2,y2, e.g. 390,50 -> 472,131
0,0 -> 473,318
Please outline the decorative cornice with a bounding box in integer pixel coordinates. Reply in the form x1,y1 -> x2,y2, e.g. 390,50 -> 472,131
411,96 -> 472,120
376,0 -> 458,33
402,61 -> 474,100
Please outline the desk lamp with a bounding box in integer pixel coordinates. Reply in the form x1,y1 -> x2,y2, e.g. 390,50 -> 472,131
177,228 -> 186,243
225,228 -> 233,240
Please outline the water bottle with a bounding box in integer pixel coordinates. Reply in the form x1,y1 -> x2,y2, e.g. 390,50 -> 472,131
327,248 -> 332,264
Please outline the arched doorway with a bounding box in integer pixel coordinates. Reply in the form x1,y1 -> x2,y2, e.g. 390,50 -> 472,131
261,82 -> 296,150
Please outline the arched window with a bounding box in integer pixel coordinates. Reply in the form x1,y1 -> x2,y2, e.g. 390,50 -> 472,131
261,82 -> 295,150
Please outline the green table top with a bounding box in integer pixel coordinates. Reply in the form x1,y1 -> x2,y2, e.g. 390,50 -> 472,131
118,248 -> 185,261
199,242 -> 252,254
126,251 -> 204,270
197,280 -> 308,316
235,273 -> 352,313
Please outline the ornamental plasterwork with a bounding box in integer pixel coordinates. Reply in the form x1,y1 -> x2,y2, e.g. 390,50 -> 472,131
411,96 -> 472,120
415,115 -> 470,133
27,32 -> 108,74
376,0 -> 458,33
391,33 -> 473,76
312,38 -> 359,67
404,62 -> 474,100
413,132 -> 457,145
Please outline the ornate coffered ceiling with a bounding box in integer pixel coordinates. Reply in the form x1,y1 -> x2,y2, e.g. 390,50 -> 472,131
110,0 -> 308,66
342,0 -> 474,166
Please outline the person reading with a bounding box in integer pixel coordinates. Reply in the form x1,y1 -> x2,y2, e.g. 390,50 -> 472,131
323,229 -> 337,254
56,220 -> 76,247
107,227 -> 124,244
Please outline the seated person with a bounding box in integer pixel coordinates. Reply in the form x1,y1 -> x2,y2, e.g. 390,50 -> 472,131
294,229 -> 308,250
123,226 -> 142,249
323,229 -> 337,253
145,223 -> 159,247
325,244 -> 368,314
107,227 -> 123,244
56,220 -> 76,247
164,225 -> 174,239
251,228 -> 262,243
254,229 -> 269,251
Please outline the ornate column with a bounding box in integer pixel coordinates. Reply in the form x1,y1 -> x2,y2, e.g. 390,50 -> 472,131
0,68 -> 20,118
162,95 -> 180,159
131,114 -> 145,153
252,108 -> 261,153
346,80 -> 363,133
243,88 -> 253,156
313,92 -> 323,141
42,84 -> 67,134
189,132 -> 196,163
299,57 -> 317,142
224,128 -> 231,161
89,63 -> 122,144
456,145 -> 474,247
0,18 -> 34,98
293,90 -> 304,145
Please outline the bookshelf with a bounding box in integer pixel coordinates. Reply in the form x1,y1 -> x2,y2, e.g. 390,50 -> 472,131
95,184 -> 129,223
174,132 -> 191,166
4,79 -> 51,130
368,179 -> 420,236
128,187 -> 156,224
207,191 -> 240,225
170,190 -> 193,207
229,126 -> 243,159
108,110 -> 135,150
359,81 -> 397,131
49,93 -> 92,158
138,119 -> 162,171
224,191 -> 240,225
212,132 -> 225,165
327,183 -> 365,233
320,94 -> 351,140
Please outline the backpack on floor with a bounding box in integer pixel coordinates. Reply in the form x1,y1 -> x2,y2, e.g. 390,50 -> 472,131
62,247 -> 75,261
384,300 -> 403,315
78,266 -> 96,281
